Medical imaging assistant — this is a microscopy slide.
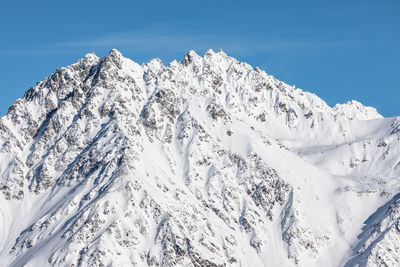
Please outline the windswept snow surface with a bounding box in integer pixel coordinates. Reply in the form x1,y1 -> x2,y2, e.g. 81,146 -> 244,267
0,49 -> 399,266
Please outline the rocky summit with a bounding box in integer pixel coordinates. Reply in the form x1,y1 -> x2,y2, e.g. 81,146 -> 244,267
0,49 -> 399,266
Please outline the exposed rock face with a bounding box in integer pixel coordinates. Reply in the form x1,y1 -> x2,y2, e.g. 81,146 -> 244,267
344,193 -> 400,267
0,49 -> 398,266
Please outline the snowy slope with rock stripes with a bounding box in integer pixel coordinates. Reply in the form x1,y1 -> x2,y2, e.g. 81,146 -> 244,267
0,49 -> 399,266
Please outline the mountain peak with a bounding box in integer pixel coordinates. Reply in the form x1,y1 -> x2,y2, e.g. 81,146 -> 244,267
205,48 -> 215,55
0,50 -> 398,267
333,100 -> 382,120
183,49 -> 201,66
108,48 -> 123,57
83,52 -> 99,61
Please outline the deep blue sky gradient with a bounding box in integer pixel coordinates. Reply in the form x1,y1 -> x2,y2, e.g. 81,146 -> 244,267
1,0 -> 399,116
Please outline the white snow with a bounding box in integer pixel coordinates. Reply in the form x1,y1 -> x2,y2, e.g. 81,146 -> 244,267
0,49 -> 399,266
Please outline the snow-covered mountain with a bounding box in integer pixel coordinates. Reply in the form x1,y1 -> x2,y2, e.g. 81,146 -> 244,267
0,49 -> 399,267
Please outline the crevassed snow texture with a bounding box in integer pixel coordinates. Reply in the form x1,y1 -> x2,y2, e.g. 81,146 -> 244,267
0,49 -> 399,267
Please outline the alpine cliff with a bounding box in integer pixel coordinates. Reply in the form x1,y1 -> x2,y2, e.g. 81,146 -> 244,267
0,49 -> 399,266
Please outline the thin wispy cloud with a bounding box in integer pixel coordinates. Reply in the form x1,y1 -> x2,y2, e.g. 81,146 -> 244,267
4,23 -> 357,59
57,28 -> 352,54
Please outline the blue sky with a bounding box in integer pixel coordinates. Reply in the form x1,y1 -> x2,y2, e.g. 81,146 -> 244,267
1,0 -> 399,116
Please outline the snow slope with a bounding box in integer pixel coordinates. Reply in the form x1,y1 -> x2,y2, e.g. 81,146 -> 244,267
0,49 -> 399,266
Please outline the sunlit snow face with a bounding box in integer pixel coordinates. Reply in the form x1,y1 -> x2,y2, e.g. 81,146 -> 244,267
0,50 -> 398,267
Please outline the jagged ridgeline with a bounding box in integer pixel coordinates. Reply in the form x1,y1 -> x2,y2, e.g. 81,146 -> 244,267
0,49 -> 399,266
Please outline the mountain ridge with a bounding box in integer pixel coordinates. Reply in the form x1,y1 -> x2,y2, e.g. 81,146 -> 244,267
0,49 -> 399,266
